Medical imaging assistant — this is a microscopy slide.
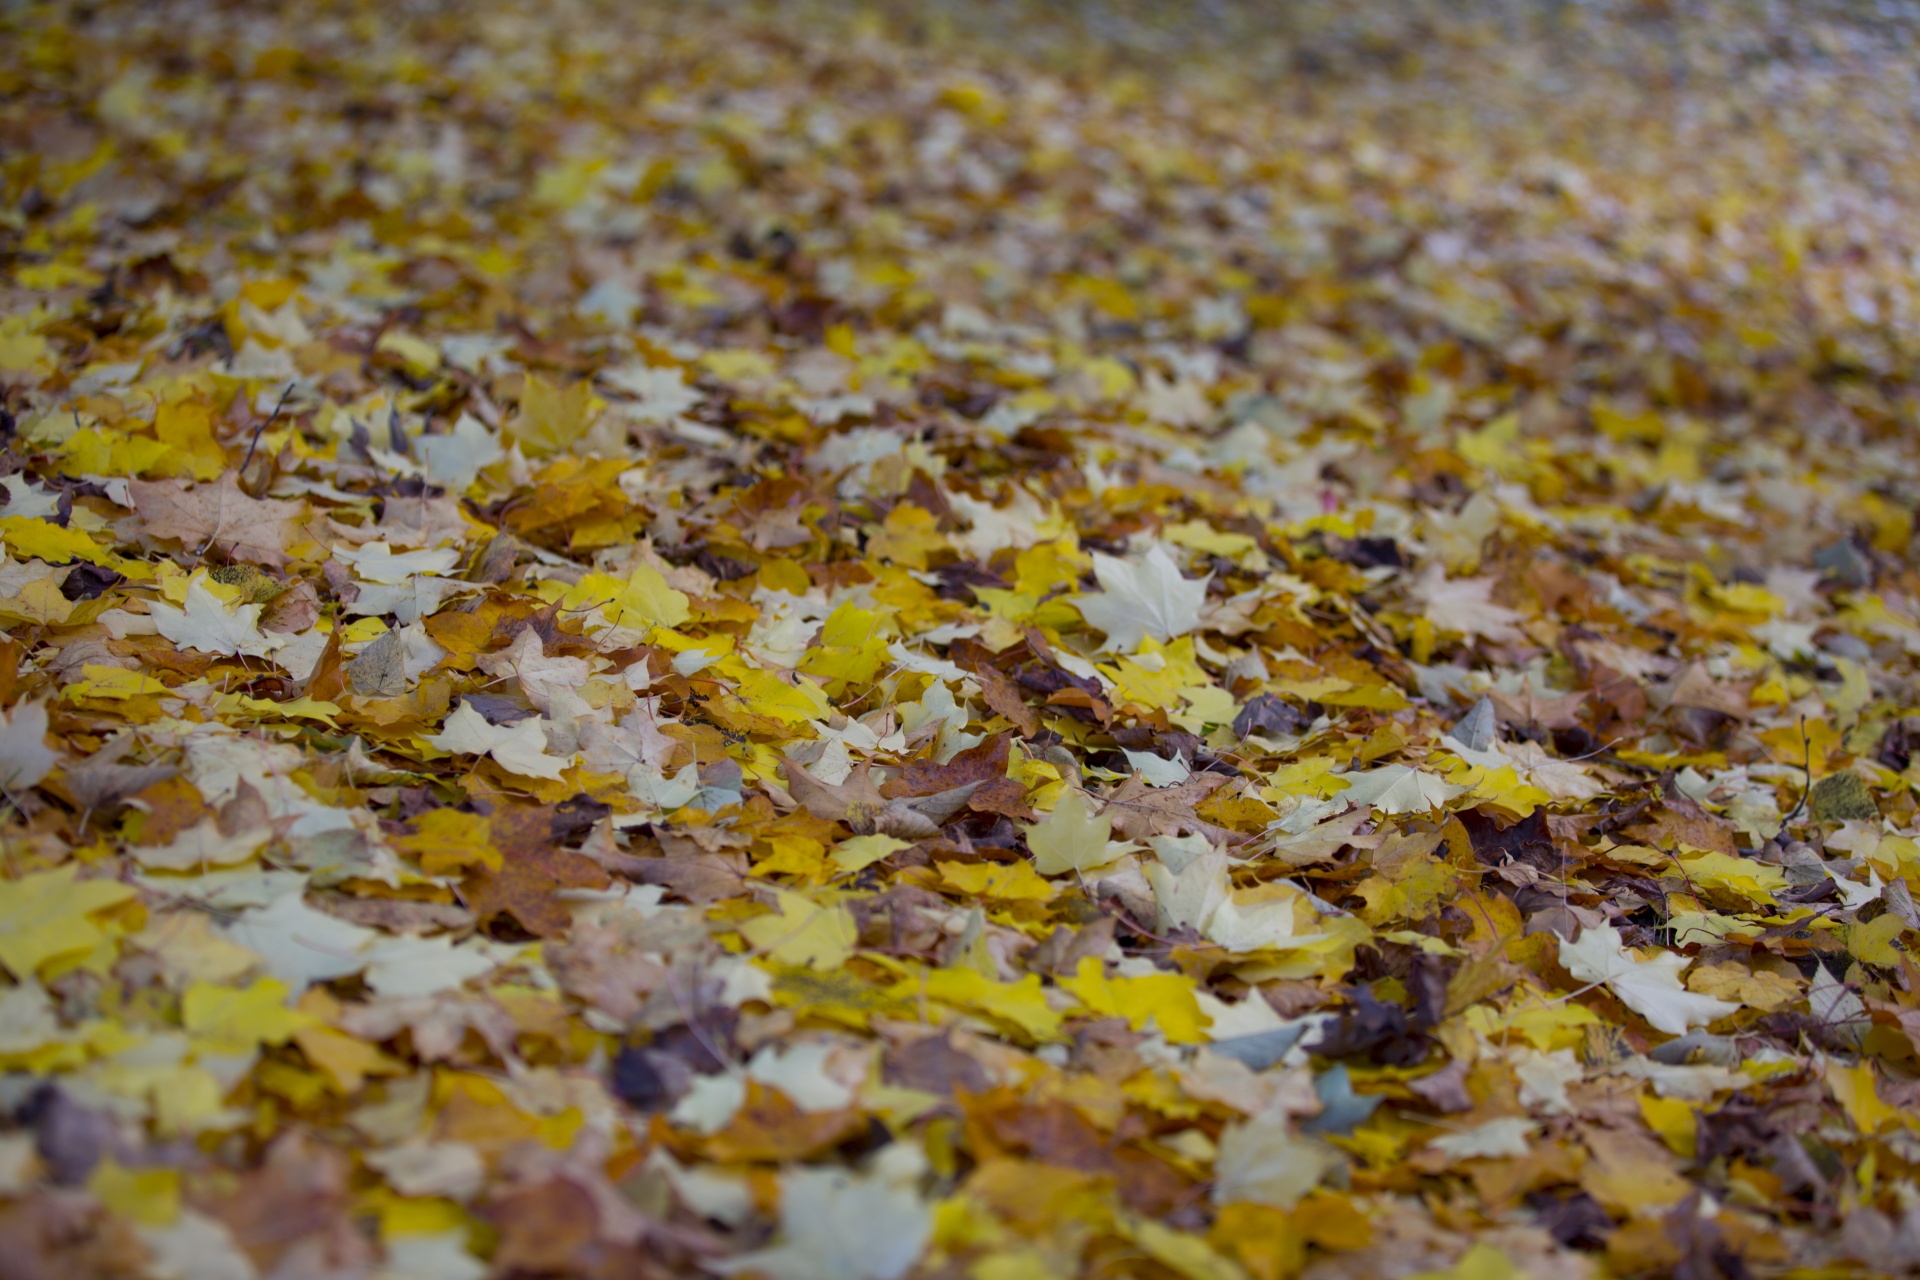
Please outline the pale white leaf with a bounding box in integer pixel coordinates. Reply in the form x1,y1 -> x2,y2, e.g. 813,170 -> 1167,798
602,363 -> 704,423
1511,1047 -> 1582,1115
1807,965 -> 1868,1047
150,580 -> 282,658
0,476 -> 62,520
1205,896 -> 1327,954
1336,764 -> 1468,815
1558,924 -> 1739,1035
1616,1056 -> 1745,1100
414,414 -> 504,492
1144,846 -> 1230,934
129,820 -> 270,871
1073,544 -> 1210,651
477,628 -> 590,713
1428,1116 -> 1536,1160
745,1041 -> 859,1113
331,540 -> 461,584
346,577 -> 473,624
1414,563 -> 1525,642
713,1166 -> 930,1280
363,935 -> 499,998
377,1231 -> 487,1280
222,890 -> 377,990
137,1211 -> 256,1280
0,701 -> 57,792
1829,864 -> 1884,911
424,702 -> 570,780
364,1139 -> 485,1199
1141,371 -> 1212,427
1212,1109 -> 1341,1208
629,761 -> 703,811
646,1150 -> 755,1227
671,1072 -> 747,1135
1123,748 -> 1191,788
0,1133 -> 35,1195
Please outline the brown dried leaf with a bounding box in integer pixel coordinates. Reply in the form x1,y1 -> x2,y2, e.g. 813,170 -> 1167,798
126,473 -> 309,570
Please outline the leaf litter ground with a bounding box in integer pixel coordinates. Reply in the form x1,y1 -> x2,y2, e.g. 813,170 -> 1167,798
3,2 -> 1920,1277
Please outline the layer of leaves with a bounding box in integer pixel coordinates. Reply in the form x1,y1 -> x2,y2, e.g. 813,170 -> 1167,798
4,1 -> 1920,1278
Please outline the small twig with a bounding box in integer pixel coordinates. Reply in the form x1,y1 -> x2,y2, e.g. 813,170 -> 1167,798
240,382 -> 296,474
662,967 -> 735,1073
1780,715 -> 1812,826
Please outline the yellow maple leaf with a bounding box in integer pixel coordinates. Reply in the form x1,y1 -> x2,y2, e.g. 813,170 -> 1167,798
1846,913 -> 1906,968
1115,1214 -> 1247,1280
1060,957 -> 1211,1044
613,562 -> 692,631
87,1159 -> 180,1227
936,859 -> 1056,902
0,516 -> 112,566
1408,1243 -> 1521,1280
294,1024 -> 405,1092
509,374 -> 600,456
0,576 -> 75,625
0,865 -> 139,979
182,977 -> 317,1052
915,967 -> 1063,1043
1639,1093 -> 1697,1159
0,317 -> 50,373
374,329 -> 442,378
798,602 -> 892,686
1353,853 -> 1457,927
1826,1060 -> 1906,1136
1757,720 -> 1843,773
394,808 -> 503,874
57,428 -> 173,478
151,399 -> 228,480
215,693 -> 343,728
830,834 -> 912,873
1025,790 -> 1136,876
63,664 -> 169,702
1685,962 -> 1800,1013
1677,849 -> 1787,905
868,504 -> 945,569
739,889 -> 858,969
725,668 -> 833,726
1012,538 -> 1090,595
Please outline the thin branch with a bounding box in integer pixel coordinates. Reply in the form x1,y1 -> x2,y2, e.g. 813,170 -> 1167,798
1780,715 -> 1812,827
240,381 -> 297,474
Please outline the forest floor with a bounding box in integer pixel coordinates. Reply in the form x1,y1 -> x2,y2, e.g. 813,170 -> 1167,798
4,1 -> 1920,1277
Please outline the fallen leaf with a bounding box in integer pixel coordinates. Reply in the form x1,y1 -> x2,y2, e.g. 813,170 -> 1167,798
1025,789 -> 1140,875
1073,545 -> 1210,652
128,475 -> 308,570
1558,925 -> 1739,1036
150,579 -> 283,658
